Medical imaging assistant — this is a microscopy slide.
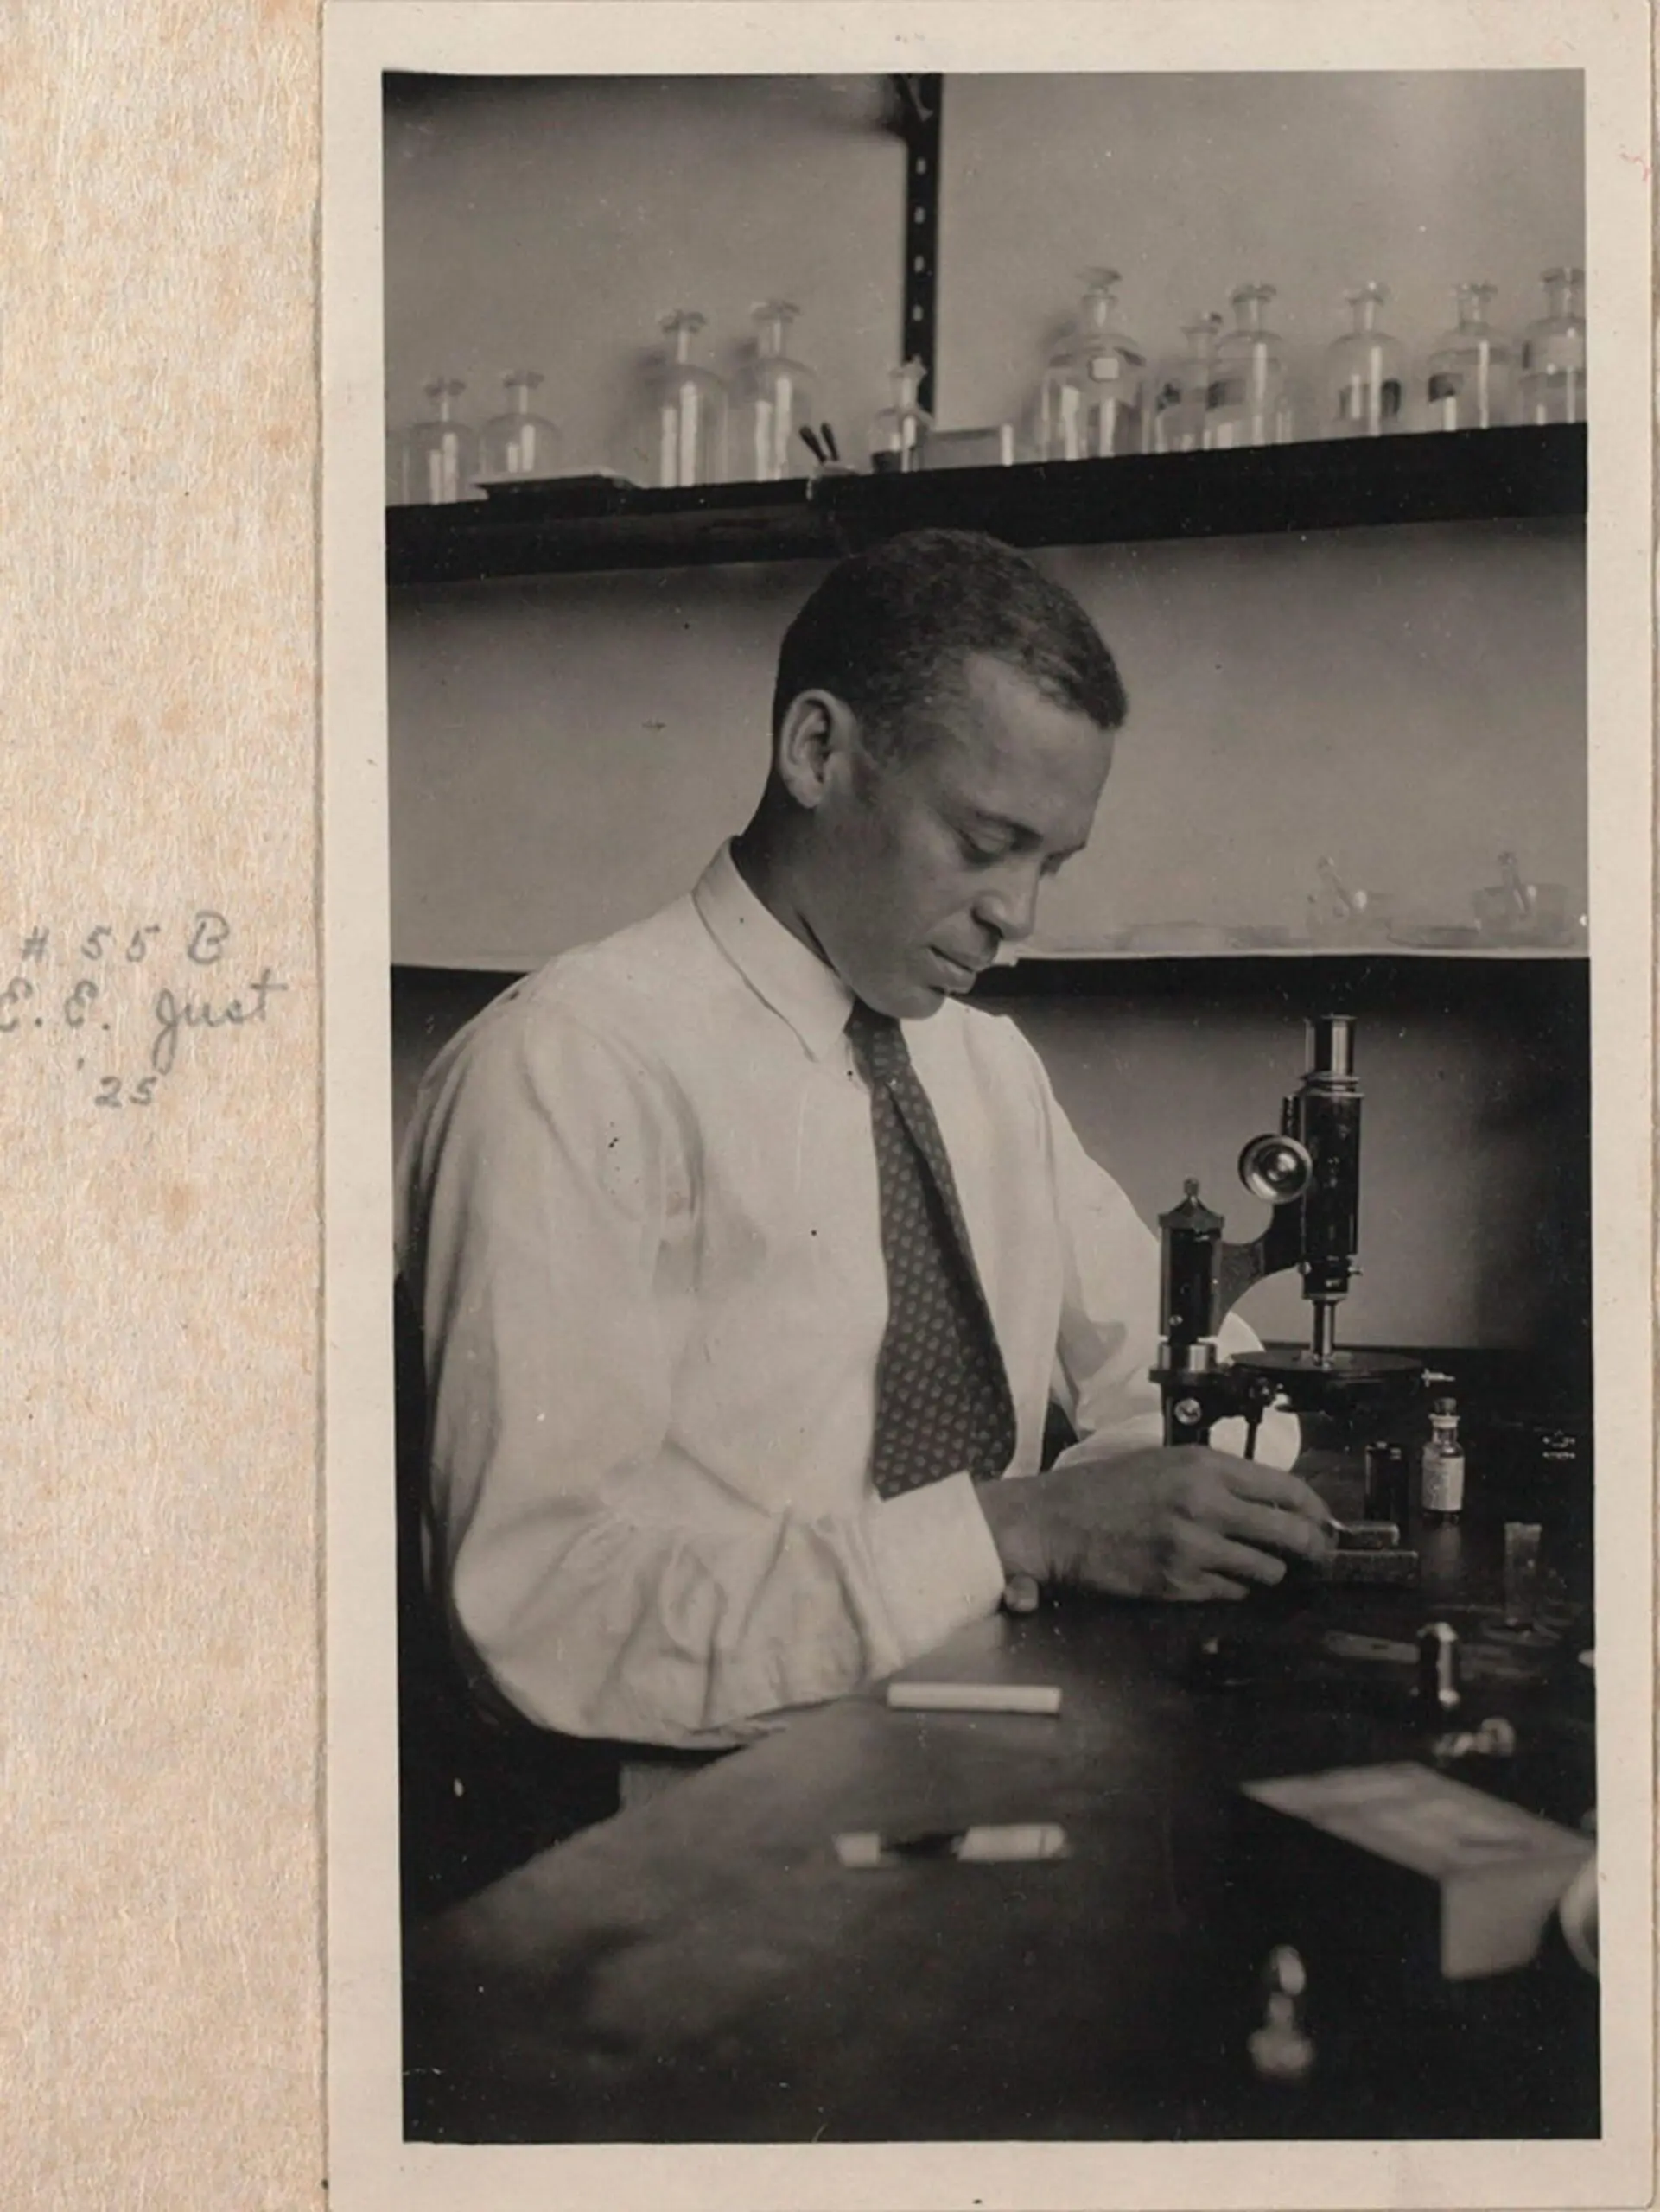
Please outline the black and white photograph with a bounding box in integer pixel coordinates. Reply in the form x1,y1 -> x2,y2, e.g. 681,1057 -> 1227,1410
323,8 -> 1653,2207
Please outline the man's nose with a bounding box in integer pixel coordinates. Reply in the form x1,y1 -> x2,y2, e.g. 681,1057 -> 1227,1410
973,865 -> 1042,944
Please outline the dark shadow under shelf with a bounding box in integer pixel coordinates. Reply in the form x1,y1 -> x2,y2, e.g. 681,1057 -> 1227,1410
386,425 -> 1586,586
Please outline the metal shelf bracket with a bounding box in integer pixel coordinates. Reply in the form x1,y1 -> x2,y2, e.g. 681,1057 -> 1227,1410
890,73 -> 943,417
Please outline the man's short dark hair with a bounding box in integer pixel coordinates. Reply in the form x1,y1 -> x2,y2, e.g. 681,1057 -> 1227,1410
771,528 -> 1129,751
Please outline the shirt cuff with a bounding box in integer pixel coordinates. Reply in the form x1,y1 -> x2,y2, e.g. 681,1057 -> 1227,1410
866,1471 -> 1009,1663
1053,1410 -> 1166,1467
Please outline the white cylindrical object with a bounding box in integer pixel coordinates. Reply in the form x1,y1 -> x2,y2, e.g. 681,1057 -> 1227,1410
956,1824 -> 1068,1861
887,1681 -> 1062,1715
833,1824 -> 1068,1868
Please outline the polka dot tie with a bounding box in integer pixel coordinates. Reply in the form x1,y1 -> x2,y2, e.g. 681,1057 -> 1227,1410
847,1001 -> 1018,1499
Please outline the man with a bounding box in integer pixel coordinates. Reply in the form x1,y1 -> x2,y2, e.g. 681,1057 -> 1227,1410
397,529 -> 1325,1801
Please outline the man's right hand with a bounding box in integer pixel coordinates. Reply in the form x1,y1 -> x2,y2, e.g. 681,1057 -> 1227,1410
976,1446 -> 1333,1604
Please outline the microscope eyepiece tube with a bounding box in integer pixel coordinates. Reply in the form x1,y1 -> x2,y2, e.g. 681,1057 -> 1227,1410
1307,1014 -> 1356,1080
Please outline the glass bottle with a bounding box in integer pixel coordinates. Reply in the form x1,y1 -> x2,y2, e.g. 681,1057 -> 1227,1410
651,309 -> 728,488
869,359 -> 932,474
1324,283 -> 1407,438
1150,314 -> 1222,455
1363,1439 -> 1410,1528
1517,266 -> 1587,426
1420,1396 -> 1466,1526
1421,283 -> 1513,431
1036,268 -> 1148,461
730,301 -> 821,483
404,378 -> 480,505
480,370 -> 563,479
1205,283 -> 1294,450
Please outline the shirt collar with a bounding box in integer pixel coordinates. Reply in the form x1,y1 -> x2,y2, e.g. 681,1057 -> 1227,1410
693,843 -> 854,1062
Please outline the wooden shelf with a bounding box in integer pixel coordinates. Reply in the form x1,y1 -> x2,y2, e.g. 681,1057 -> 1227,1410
392,945 -> 1587,988
974,949 -> 1590,1009
1001,942 -> 1587,964
386,424 -> 1585,586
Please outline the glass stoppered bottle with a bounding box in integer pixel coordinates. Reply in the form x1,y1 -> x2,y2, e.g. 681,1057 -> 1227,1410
480,370 -> 563,479
869,359 -> 932,474
1150,314 -> 1222,455
731,302 -> 821,483
1205,284 -> 1294,450
404,378 -> 480,505
1421,284 -> 1513,432
1037,268 -> 1148,461
1517,266 -> 1587,426
1325,283 -> 1406,438
651,309 -> 728,487
1420,1395 -> 1466,1526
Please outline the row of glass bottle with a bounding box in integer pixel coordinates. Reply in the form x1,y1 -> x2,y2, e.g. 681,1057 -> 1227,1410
391,270 -> 1587,503
391,302 -> 829,505
1043,267 -> 1587,461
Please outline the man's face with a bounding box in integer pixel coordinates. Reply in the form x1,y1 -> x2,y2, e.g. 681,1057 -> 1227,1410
804,652 -> 1115,1020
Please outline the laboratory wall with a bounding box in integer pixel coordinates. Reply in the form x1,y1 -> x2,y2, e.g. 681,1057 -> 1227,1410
384,73 -> 905,478
384,70 -> 1587,962
382,71 -> 1590,1362
934,73 -> 1584,437
387,523 -> 1584,966
389,959 -> 1589,1370
384,71 -> 1583,474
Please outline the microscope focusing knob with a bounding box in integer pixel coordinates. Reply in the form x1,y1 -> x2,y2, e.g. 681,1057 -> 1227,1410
1239,1132 -> 1314,1205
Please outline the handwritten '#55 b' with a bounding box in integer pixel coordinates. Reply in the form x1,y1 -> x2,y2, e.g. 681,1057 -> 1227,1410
150,969 -> 288,1077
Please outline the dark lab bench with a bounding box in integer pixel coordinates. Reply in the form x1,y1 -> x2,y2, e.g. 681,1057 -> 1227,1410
402,1508 -> 1596,2145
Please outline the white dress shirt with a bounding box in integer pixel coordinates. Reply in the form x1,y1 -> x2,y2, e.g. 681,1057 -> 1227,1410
397,845 -> 1295,1749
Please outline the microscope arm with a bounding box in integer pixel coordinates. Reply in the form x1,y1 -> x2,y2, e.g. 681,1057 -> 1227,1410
1215,1206 -> 1302,1327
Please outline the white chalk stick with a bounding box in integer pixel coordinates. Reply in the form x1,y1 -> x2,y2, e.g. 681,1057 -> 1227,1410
887,1681 -> 1062,1716
835,1824 -> 1069,1868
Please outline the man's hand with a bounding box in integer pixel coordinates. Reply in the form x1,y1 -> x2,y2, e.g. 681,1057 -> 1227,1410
976,1446 -> 1333,1603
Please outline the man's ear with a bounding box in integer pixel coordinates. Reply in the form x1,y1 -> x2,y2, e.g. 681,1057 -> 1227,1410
774,690 -> 862,810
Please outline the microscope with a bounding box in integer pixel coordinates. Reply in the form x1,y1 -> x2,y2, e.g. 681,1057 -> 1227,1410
1148,1016 -> 1425,1551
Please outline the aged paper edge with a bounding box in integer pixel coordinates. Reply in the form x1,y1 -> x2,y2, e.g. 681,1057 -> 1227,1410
322,7 -> 1656,2209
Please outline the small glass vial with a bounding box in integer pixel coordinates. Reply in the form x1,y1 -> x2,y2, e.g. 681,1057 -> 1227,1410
1420,1395 -> 1466,1524
1324,283 -> 1406,439
1363,1439 -> 1409,1527
731,301 -> 821,482
404,377 -> 480,505
869,359 -> 932,474
1151,314 -> 1222,454
1205,284 -> 1294,450
651,308 -> 728,488
1422,283 -> 1513,431
1517,266 -> 1587,426
1036,268 -> 1148,461
480,370 -> 563,480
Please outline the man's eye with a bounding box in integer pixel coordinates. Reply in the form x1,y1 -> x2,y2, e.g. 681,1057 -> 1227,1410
959,833 -> 1008,864
1040,853 -> 1070,880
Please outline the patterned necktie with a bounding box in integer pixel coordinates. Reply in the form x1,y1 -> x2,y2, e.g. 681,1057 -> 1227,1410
847,1001 -> 1018,1498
